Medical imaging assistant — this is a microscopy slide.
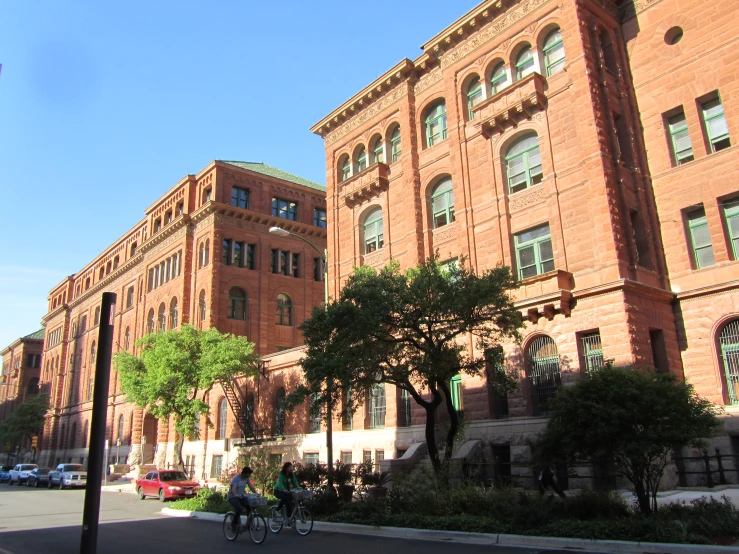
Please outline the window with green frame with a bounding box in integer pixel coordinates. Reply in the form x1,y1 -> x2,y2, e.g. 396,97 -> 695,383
687,208 -> 715,269
490,62 -> 508,94
449,374 -> 463,418
424,102 -> 447,147
515,223 -> 554,279
506,134 -> 543,194
363,207 -> 384,254
372,136 -> 385,164
340,157 -> 351,181
275,293 -> 292,326
702,97 -> 731,153
466,76 -> 483,120
515,46 -> 535,79
667,111 -> 694,165
390,126 -> 401,162
542,28 -> 565,76
722,198 -> 739,259
356,146 -> 367,173
431,177 -> 455,228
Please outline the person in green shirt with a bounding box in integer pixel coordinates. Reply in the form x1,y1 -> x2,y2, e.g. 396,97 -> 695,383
274,461 -> 301,520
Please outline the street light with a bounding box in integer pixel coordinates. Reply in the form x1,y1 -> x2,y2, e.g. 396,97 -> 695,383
268,226 -> 333,479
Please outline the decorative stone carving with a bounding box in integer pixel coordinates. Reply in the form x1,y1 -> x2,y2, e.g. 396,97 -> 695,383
433,225 -> 457,245
362,249 -> 385,268
414,68 -> 443,94
509,186 -> 547,212
620,0 -> 664,20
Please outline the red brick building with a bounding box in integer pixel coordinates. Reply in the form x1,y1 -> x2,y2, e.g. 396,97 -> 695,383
306,0 -> 738,486
0,330 -> 44,425
36,161 -> 326,475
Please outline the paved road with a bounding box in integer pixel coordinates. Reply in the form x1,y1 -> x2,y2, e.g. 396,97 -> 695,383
0,485 -> 602,554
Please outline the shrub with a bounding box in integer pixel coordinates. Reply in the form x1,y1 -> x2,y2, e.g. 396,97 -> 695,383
170,487 -> 231,514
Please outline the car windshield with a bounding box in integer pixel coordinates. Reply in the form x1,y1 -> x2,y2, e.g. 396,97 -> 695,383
21,465 -> 38,471
35,469 -> 50,475
63,465 -> 85,472
160,471 -> 188,482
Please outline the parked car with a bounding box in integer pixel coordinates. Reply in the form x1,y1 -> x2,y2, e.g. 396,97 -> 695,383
136,470 -> 200,502
9,464 -> 38,485
0,465 -> 11,483
48,463 -> 87,489
26,468 -> 51,488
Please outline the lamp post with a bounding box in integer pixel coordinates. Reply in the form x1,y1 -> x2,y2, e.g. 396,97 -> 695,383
268,226 -> 333,479
116,438 -> 121,465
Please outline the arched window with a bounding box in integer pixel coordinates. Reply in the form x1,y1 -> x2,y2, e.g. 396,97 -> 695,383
527,336 -> 561,416
26,377 -> 39,396
204,239 -> 210,266
218,398 -> 228,440
505,133 -> 543,194
158,303 -> 166,332
90,341 -> 97,364
147,309 -> 155,334
94,306 -> 101,326
229,287 -> 247,320
543,28 -> 565,76
372,136 -> 385,164
199,290 -> 207,327
363,207 -> 384,254
719,319 -> 739,405
389,125 -> 402,163
169,297 -> 178,328
515,46 -> 535,79
431,178 -> 455,228
198,243 -> 205,268
117,414 -> 125,443
274,388 -> 286,435
126,286 -> 135,309
276,294 -> 292,326
245,393 -> 255,434
130,242 -> 137,257
424,102 -> 448,147
113,255 -> 119,270
466,76 -> 483,120
600,30 -> 619,74
124,327 -> 131,351
339,155 -> 351,182
355,146 -> 367,173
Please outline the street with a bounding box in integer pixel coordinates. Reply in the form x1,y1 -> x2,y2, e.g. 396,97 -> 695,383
0,486 -> 604,554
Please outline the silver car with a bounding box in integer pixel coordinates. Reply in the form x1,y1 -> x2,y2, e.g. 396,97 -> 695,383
9,464 -> 39,485
48,463 -> 87,489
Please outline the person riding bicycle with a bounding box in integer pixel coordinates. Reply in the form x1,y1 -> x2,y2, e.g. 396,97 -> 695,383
228,466 -> 259,530
273,462 -> 301,522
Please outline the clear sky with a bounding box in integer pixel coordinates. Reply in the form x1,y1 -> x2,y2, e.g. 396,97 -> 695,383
0,0 -> 480,348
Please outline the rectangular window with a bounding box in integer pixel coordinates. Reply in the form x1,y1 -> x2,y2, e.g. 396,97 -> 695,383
514,224 -> 554,279
614,112 -> 633,166
271,249 -> 279,274
279,251 -> 289,276
27,354 -> 40,368
272,197 -> 298,221
687,208 -> 715,268
341,451 -> 353,464
397,388 -> 411,427
246,244 -> 256,269
176,201 -> 184,216
126,286 -> 134,309
579,331 -> 604,372
231,187 -> 250,209
375,450 -> 384,463
313,208 -> 327,228
87,378 -> 94,401
723,198 -> 739,260
649,329 -> 669,374
222,239 -> 232,265
269,453 -> 282,467
211,455 -> 223,478
363,450 -> 372,464
303,453 -> 319,466
667,111 -> 694,165
369,384 -> 386,429
291,253 -> 300,278
630,210 -> 652,269
313,257 -> 324,282
702,97 -> 731,153
233,242 -> 244,268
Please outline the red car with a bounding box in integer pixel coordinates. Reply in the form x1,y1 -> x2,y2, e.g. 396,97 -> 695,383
136,470 -> 200,502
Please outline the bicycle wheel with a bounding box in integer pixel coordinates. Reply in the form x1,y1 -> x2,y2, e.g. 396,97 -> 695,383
268,506 -> 283,534
294,507 -> 313,536
248,513 -> 267,545
223,512 -> 240,541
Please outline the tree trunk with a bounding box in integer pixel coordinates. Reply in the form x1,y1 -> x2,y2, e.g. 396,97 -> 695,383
439,382 -> 459,464
172,428 -> 185,470
424,404 -> 441,471
632,478 -> 652,515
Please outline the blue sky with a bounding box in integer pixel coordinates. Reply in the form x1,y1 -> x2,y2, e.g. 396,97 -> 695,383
0,0 -> 480,348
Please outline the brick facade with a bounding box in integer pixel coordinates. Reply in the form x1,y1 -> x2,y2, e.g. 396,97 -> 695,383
0,330 -> 44,426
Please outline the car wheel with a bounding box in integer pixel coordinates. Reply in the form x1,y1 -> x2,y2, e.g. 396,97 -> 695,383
138,487 -> 146,500
48,480 -> 53,489
158,489 -> 166,502
58,479 -> 64,490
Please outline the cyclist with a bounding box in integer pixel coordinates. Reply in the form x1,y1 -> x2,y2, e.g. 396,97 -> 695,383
228,466 -> 259,530
273,462 -> 301,523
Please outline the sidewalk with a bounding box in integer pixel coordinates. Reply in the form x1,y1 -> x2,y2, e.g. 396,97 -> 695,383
101,477 -> 136,494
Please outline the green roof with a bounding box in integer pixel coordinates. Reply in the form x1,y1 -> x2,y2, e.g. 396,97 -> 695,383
23,329 -> 45,340
219,161 -> 325,192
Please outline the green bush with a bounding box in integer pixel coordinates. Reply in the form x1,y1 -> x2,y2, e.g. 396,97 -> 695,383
170,487 -> 231,514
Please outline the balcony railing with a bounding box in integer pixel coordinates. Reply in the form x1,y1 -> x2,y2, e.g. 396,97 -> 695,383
340,163 -> 390,208
471,72 -> 547,137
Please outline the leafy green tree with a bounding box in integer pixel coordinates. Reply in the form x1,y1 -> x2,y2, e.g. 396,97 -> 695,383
0,394 -> 49,461
534,366 -> 720,515
113,325 -> 259,468
293,257 -> 522,471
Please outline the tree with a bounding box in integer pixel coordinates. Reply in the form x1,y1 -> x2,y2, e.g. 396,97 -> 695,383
0,394 -> 49,461
113,325 -> 259,468
534,366 -> 720,514
293,257 -> 522,471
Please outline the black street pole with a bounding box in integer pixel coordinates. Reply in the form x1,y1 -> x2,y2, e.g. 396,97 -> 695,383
80,292 -> 116,554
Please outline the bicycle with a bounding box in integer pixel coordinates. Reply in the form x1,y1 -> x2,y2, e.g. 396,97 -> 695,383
268,489 -> 313,536
223,494 -> 268,544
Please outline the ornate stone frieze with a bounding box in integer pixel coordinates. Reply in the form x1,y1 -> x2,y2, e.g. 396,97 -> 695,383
414,68 -> 443,95
362,249 -> 386,269
433,225 -> 457,245
509,185 -> 547,212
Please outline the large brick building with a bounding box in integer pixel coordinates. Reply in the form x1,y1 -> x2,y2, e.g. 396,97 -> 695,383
36,160 -> 327,474
0,330 -> 44,424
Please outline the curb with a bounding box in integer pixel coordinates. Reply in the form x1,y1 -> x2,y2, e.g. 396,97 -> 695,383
159,508 -> 739,553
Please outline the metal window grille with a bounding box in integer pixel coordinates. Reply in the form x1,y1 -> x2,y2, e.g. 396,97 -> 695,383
720,320 -> 739,405
211,455 -> 222,478
581,333 -> 604,372
398,389 -> 411,427
370,384 -> 386,429
527,336 -> 562,416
